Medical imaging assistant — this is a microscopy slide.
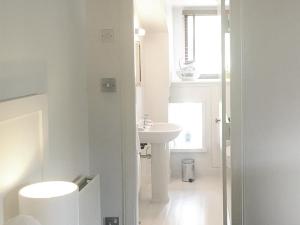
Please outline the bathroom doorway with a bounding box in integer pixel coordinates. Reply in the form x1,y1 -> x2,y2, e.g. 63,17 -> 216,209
133,0 -> 231,224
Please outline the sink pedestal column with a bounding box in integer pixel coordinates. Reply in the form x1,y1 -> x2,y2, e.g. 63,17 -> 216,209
151,143 -> 170,203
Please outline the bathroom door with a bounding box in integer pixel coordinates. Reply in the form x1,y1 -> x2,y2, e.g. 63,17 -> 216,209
218,0 -> 231,224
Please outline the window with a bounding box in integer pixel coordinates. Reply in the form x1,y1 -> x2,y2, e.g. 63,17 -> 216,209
169,103 -> 204,150
184,13 -> 221,75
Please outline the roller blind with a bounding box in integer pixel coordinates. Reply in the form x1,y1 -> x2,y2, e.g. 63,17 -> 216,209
183,9 -> 218,16
184,15 -> 195,63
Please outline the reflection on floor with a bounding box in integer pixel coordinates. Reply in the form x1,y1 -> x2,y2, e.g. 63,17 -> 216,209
139,176 -> 222,225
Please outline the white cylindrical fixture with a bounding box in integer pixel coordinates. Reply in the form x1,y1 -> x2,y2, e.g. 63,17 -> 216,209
151,143 -> 170,202
19,181 -> 79,225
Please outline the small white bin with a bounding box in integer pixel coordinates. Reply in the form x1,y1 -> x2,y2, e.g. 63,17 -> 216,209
182,159 -> 195,182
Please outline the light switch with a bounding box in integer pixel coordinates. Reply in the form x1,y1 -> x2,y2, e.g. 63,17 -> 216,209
105,217 -> 119,225
101,78 -> 116,92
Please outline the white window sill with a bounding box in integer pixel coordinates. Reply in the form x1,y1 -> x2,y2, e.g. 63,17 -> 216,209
170,148 -> 207,153
171,79 -> 230,87
171,78 -> 220,86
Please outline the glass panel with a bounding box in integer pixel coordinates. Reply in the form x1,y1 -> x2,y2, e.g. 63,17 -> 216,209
169,103 -> 203,150
194,15 -> 221,75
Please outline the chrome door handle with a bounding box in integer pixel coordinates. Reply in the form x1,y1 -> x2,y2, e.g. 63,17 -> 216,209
215,118 -> 221,124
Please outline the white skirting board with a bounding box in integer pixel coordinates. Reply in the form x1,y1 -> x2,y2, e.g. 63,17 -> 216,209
78,175 -> 101,225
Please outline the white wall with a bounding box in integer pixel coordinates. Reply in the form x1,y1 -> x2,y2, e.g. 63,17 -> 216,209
135,0 -> 170,122
143,33 -> 170,122
86,0 -> 136,224
237,1 -> 300,224
136,86 -> 144,122
172,7 -> 185,80
86,0 -> 123,221
134,0 -> 168,33
0,0 -> 90,222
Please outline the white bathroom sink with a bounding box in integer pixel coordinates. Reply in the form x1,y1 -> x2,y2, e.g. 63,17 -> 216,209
138,122 -> 182,143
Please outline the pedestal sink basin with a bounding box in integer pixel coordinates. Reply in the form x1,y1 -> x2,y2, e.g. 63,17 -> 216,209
138,122 -> 182,143
138,122 -> 182,203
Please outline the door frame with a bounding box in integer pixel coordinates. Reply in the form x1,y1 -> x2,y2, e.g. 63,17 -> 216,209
230,0 -> 244,224
120,0 -> 244,225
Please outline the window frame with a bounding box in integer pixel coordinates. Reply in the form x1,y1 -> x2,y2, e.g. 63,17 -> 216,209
183,9 -> 219,66
183,9 -> 230,76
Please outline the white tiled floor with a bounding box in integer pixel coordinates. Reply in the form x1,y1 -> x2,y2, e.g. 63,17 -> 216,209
139,176 -> 223,225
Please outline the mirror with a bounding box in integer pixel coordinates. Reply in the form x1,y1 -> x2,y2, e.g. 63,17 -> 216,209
135,41 -> 142,86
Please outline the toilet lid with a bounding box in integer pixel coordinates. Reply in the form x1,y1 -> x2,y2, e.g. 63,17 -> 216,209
3,215 -> 41,225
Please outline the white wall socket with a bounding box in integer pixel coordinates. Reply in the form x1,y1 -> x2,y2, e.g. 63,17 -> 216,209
101,29 -> 114,43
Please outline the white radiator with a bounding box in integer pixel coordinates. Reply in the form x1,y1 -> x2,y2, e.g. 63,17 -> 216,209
76,175 -> 101,225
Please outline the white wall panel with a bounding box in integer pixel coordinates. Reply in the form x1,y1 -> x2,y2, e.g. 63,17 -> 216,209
239,1 -> 300,224
0,0 -> 90,222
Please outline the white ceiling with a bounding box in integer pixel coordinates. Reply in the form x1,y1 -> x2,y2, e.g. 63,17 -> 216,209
135,0 -> 224,32
135,0 -> 168,32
